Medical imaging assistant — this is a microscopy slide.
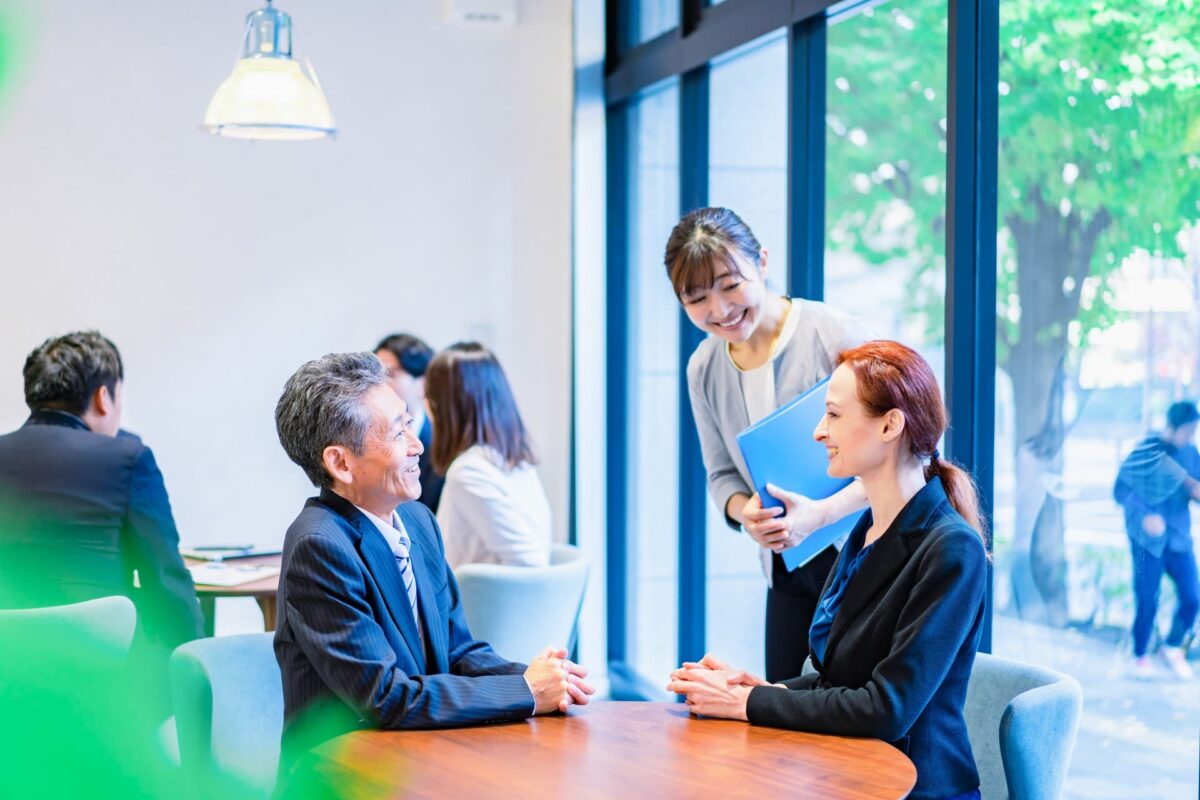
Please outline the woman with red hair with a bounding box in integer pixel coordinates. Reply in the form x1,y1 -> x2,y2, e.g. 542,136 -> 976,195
669,340 -> 988,800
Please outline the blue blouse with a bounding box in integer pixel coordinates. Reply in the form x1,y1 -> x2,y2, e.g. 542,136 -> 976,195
808,535 -> 876,666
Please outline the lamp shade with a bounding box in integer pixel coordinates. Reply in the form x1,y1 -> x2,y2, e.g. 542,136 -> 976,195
203,2 -> 335,141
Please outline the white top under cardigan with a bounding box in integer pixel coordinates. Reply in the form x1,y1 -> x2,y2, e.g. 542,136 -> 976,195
733,297 -> 804,426
686,298 -> 873,584
437,444 -> 553,570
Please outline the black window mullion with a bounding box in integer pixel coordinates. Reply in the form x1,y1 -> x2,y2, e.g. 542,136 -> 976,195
786,16 -> 827,300
605,101 -> 633,669
682,0 -> 703,34
606,0 -> 623,69
945,0 -> 999,652
677,65 -> 710,667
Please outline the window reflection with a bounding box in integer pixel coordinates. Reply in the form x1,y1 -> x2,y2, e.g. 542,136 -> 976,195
993,2 -> 1200,797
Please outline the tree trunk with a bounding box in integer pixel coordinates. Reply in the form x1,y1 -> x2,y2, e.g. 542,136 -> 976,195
1000,188 -> 1111,626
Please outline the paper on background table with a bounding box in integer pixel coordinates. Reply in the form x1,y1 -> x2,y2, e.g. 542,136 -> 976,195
736,376 -> 866,570
181,546 -> 282,562
188,562 -> 280,587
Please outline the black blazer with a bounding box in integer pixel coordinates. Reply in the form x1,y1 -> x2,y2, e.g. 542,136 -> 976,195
0,410 -> 203,649
415,415 -> 445,514
746,477 -> 987,800
274,490 -> 533,761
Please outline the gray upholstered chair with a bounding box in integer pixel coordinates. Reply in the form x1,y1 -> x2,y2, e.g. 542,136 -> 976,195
170,632 -> 283,799
0,595 -> 136,680
455,543 -> 589,659
0,596 -> 141,795
964,652 -> 1083,799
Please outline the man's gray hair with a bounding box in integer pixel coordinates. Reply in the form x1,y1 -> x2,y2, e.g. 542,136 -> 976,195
275,352 -> 387,489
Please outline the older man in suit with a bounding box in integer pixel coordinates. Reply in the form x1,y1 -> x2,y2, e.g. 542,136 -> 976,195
272,352 -> 592,765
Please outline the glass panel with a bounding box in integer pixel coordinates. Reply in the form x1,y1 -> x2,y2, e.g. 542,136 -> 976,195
634,0 -> 679,47
627,79 -> 680,691
992,3 -> 1200,797
823,1 -> 948,387
703,29 -> 788,678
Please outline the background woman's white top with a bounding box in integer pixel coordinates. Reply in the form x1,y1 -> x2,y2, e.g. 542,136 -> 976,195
438,444 -> 553,569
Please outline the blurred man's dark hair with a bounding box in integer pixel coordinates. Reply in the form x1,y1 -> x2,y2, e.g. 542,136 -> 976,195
23,331 -> 124,415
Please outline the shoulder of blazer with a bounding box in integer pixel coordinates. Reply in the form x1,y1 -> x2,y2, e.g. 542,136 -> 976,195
901,500 -> 988,592
912,507 -> 987,564
300,489 -> 374,545
2,419 -> 147,480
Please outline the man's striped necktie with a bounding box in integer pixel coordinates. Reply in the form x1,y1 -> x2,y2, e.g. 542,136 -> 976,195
393,532 -> 421,627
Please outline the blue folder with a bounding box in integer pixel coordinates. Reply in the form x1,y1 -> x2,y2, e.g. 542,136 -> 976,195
735,376 -> 864,571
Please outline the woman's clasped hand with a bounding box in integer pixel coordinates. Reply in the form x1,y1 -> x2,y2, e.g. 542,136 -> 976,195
666,653 -> 777,721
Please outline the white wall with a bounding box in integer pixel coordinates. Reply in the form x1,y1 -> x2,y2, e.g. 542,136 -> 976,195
0,1 -> 573,548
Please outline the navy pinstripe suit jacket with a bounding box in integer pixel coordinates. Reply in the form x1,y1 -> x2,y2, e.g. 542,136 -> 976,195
274,489 -> 534,759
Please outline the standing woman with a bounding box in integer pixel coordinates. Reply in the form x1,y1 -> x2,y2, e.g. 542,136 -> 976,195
668,341 -> 989,800
426,342 -> 553,570
666,207 -> 872,681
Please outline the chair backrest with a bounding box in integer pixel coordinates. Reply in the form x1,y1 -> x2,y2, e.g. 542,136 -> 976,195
0,595 -> 136,684
0,597 -> 139,794
170,632 -> 283,800
454,543 -> 589,660
964,652 -> 1083,800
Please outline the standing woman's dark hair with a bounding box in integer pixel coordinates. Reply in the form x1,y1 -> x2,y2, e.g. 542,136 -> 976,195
837,340 -> 987,542
425,342 -> 537,475
663,207 -> 763,299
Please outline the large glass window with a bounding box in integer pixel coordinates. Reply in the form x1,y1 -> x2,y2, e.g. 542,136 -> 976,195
626,79 -> 681,690
704,29 -> 788,678
603,0 -> 1200,794
823,1 -> 948,381
992,4 -> 1200,797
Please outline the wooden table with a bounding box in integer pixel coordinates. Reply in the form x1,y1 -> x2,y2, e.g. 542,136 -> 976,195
304,701 -> 916,799
186,554 -> 282,637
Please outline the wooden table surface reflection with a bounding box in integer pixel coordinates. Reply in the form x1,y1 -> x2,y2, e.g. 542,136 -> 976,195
307,700 -> 916,799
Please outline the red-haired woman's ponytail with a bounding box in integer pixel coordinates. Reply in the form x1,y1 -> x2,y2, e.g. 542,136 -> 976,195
924,449 -> 988,545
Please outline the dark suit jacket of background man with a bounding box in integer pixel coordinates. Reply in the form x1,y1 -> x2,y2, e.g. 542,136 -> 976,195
415,416 -> 444,514
274,490 -> 533,762
745,477 -> 987,800
0,410 -> 204,694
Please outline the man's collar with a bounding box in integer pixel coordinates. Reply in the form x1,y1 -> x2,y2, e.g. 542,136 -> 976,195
25,409 -> 91,432
356,504 -> 407,541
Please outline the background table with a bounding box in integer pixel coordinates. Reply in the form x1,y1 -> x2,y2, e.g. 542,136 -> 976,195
185,553 -> 282,637
305,701 -> 916,799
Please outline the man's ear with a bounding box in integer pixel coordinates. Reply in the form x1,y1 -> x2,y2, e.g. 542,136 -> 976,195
880,409 -> 906,443
322,445 -> 354,486
93,385 -> 114,416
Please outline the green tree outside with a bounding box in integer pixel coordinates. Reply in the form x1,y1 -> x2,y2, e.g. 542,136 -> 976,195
826,0 -> 1200,624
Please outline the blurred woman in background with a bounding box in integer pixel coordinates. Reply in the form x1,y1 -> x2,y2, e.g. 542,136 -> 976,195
426,342 -> 552,569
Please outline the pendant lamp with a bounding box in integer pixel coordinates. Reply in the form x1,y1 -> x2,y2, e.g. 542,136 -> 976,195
203,1 -> 335,141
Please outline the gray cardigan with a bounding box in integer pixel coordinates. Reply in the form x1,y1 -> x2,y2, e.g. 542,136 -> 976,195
686,298 -> 874,532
